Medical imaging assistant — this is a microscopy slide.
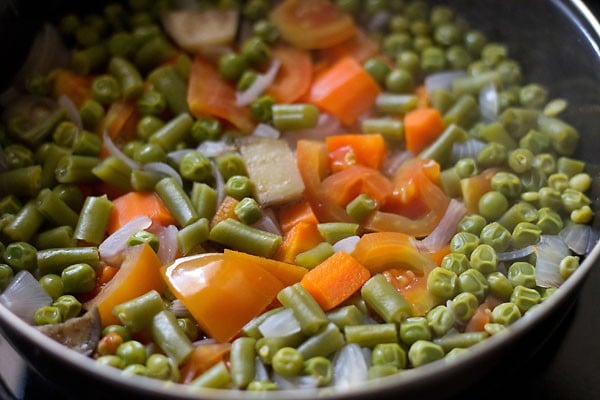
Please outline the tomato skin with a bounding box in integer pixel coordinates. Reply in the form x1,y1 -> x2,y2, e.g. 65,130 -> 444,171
267,45 -> 313,104
270,0 -> 357,50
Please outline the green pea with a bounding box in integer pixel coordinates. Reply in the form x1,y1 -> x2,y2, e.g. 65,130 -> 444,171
133,142 -> 167,164
383,33 -> 412,58
571,205 -> 593,224
454,158 -> 478,178
385,68 -> 414,93
559,255 -> 580,280
569,173 -> 592,193
491,171 -> 522,198
61,263 -> 96,294
219,52 -> 248,81
303,356 -> 332,386
519,129 -> 550,155
146,353 -> 176,381
547,173 -> 569,192
507,261 -> 536,289
180,151 -> 212,182
137,90 -> 166,116
34,306 -> 62,325
561,188 -> 590,212
372,343 -> 407,369
520,168 -> 546,192
511,222 -> 542,249
478,191 -> 509,221
121,364 -> 148,377
463,29 -> 487,56
480,222 -> 512,252
486,272 -> 513,301
52,294 -> 82,320
484,323 -> 507,336
241,37 -> 271,68
477,142 -> 507,168
426,267 -> 457,300
408,340 -> 445,367
92,75 -> 121,105
237,70 -> 258,91
252,19 -> 279,43
449,292 -> 479,322
426,305 -> 455,337
536,207 -> 563,235
469,244 -> 497,275
519,83 -> 548,109
491,302 -> 521,326
400,317 -> 432,346
136,115 -> 165,140
191,116 -> 222,143
39,274 -> 64,300
97,355 -> 125,369
450,232 -> 480,257
4,242 -> 37,272
363,57 -> 391,86
117,340 -> 147,367
0,264 -> 14,291
396,50 -> 420,74
457,269 -> 489,301
535,153 -> 557,176
102,325 -> 132,342
250,95 -> 275,123
441,252 -> 470,275
225,175 -> 254,200
446,45 -> 472,69
510,285 -> 541,313
421,46 -> 446,73
457,214 -> 487,236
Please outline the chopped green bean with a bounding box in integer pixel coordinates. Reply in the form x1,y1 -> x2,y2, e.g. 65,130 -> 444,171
209,218 -> 282,258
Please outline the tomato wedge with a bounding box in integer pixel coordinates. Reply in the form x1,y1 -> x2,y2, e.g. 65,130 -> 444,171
269,0 -> 357,50
320,165 -> 393,208
267,45 -> 313,104
187,56 -> 256,133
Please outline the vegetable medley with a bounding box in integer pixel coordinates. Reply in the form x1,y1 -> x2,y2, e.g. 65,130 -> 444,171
0,0 -> 597,393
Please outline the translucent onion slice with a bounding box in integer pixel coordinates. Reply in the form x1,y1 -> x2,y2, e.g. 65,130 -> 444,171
416,199 -> 467,253
497,245 -> 535,262
197,140 -> 235,158
143,162 -> 183,187
167,148 -> 193,165
211,160 -> 226,207
559,223 -> 594,255
58,94 -> 82,128
254,357 -> 270,382
272,373 -> 320,390
424,70 -> 466,96
258,308 -> 301,338
252,208 -> 283,235
156,224 -> 180,265
479,83 -> 499,122
282,113 -> 344,149
451,138 -> 486,163
0,271 -> 52,324
535,235 -> 569,288
333,343 -> 369,389
333,235 -> 360,254
253,123 -> 280,139
168,299 -> 192,318
102,131 -> 141,170
236,59 -> 281,106
99,215 -> 152,266
382,149 -> 414,176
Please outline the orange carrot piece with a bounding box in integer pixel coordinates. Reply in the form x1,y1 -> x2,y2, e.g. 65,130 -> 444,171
84,244 -> 165,326
277,200 -> 319,233
301,251 -> 371,311
404,107 -> 445,154
274,221 -> 323,264
180,343 -> 231,384
51,69 -> 93,107
98,265 -> 119,286
267,45 -> 313,104
326,133 -> 387,170
223,249 -> 308,286
210,195 -> 239,227
307,56 -> 381,126
107,191 -> 177,234
320,165 -> 393,208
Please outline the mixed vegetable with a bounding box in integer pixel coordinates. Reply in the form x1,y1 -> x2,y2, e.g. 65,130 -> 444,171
0,0 -> 597,393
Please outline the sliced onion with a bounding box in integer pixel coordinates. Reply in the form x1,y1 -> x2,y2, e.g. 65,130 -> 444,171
58,95 -> 82,128
253,123 -> 280,139
424,70 -> 466,96
333,343 -> 369,389
0,271 -> 52,324
236,59 -> 281,106
333,235 -> 360,254
272,373 -> 320,390
156,224 -> 180,265
254,357 -> 270,382
168,299 -> 192,318
535,235 -> 569,288
559,223 -> 594,255
99,215 -> 152,266
102,131 -> 141,170
252,208 -> 282,235
197,140 -> 236,158
382,149 -> 414,176
451,138 -> 486,163
497,245 -> 535,262
416,199 -> 467,252
479,83 -> 499,122
167,148 -> 194,165
143,162 -> 183,187
258,308 -> 301,338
